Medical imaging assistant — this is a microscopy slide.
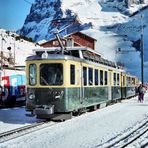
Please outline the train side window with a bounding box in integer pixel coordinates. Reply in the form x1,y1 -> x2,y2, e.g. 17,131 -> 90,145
126,77 -> 130,86
89,67 -> 93,85
126,77 -> 128,86
117,73 -> 120,85
83,67 -> 87,86
129,77 -> 131,85
105,71 -> 108,85
29,64 -> 37,85
114,73 -> 116,85
70,64 -> 75,85
71,50 -> 80,58
100,70 -> 103,85
130,77 -> 133,85
95,69 -> 98,85
129,77 -> 130,86
131,78 -> 133,85
123,76 -> 125,86
132,78 -> 135,85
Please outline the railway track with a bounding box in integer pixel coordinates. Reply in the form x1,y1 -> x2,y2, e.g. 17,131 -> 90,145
0,121 -> 56,144
96,118 -> 148,148
139,138 -> 148,148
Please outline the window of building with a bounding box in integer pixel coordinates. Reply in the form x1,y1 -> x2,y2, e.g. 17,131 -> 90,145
53,41 -> 59,46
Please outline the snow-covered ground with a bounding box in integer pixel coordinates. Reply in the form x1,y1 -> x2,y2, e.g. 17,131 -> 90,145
0,106 -> 42,134
0,92 -> 148,147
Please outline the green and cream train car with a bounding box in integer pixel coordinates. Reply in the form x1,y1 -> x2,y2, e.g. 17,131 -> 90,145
25,47 -> 137,120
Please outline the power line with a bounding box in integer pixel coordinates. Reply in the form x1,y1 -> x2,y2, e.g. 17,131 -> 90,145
24,0 -> 32,5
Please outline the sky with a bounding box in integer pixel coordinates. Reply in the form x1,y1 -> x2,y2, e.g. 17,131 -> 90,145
0,0 -> 34,31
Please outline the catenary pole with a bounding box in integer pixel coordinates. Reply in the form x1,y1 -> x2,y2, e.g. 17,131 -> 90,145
140,14 -> 144,85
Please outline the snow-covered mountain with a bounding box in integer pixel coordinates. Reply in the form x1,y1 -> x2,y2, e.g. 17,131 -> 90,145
18,0 -> 146,41
18,0 -> 148,82
18,0 -> 98,41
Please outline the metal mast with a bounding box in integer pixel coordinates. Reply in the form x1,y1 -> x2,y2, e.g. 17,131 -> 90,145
140,14 -> 144,85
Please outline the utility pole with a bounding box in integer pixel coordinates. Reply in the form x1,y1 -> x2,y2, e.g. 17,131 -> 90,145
0,34 -> 2,69
11,34 -> 16,66
140,14 -> 144,85
0,34 -> 4,69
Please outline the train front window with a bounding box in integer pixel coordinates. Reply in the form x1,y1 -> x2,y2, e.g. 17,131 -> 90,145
29,64 -> 37,85
40,64 -> 63,86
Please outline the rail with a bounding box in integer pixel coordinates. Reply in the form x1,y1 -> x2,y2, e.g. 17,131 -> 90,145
96,118 -> 148,148
0,121 -> 56,144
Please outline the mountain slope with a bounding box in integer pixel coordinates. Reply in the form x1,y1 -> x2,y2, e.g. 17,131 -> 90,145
0,29 -> 36,66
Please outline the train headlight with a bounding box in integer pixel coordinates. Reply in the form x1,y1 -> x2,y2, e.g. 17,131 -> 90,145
28,93 -> 35,100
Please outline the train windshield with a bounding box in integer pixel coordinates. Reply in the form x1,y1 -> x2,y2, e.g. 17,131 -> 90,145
40,64 -> 63,86
29,64 -> 37,85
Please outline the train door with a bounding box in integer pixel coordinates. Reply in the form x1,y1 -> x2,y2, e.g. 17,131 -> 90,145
108,70 -> 112,100
79,63 -> 84,104
121,73 -> 126,99
79,63 -> 87,105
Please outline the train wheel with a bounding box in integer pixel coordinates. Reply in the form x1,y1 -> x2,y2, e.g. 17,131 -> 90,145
1,87 -> 9,102
2,88 -> 16,107
4,96 -> 16,107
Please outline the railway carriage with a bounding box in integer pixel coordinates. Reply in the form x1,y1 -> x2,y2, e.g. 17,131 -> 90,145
0,68 -> 26,107
111,70 -> 122,101
125,74 -> 137,98
26,47 -> 137,120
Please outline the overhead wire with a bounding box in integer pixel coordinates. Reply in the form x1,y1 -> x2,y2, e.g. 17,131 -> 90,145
24,0 -> 32,5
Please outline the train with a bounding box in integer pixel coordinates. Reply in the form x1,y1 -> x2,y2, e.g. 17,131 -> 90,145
0,68 -> 26,107
25,46 -> 138,120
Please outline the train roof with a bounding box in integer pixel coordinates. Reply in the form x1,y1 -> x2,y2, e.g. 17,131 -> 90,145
27,47 -> 124,70
32,47 -> 103,57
